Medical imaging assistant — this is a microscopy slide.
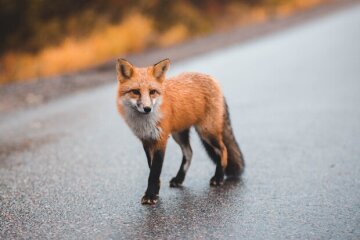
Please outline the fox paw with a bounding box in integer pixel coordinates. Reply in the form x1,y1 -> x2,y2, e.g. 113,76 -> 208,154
169,177 -> 183,188
210,176 -> 224,187
141,194 -> 159,205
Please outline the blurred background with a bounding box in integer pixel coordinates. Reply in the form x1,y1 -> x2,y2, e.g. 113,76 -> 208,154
1,1 -> 360,238
0,0 -> 329,84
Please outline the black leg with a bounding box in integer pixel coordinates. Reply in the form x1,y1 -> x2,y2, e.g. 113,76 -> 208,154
169,155 -> 187,187
210,163 -> 225,186
143,143 -> 152,168
141,149 -> 165,205
200,138 -> 225,186
170,129 -> 192,187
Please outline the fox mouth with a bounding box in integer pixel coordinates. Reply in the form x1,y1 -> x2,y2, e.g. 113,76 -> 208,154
132,106 -> 151,115
140,111 -> 151,115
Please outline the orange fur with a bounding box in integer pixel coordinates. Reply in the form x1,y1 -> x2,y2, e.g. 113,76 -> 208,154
116,63 -> 225,156
115,58 -> 244,204
116,59 -> 227,164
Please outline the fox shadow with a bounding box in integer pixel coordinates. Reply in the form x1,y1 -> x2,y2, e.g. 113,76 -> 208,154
130,177 -> 245,239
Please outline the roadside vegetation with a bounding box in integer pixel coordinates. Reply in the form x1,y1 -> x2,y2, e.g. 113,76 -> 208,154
0,0 -> 328,84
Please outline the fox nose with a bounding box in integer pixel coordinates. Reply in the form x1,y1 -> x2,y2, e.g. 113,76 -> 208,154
143,106 -> 152,113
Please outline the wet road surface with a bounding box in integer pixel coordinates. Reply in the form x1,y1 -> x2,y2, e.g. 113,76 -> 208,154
1,4 -> 360,239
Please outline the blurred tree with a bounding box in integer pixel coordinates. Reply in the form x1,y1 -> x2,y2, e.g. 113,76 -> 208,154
0,0 -> 273,55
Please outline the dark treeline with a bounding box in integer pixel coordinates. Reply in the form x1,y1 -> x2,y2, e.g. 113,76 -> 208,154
0,0 -> 265,55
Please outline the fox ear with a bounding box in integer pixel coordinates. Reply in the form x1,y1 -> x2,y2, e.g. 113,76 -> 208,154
153,58 -> 170,81
116,58 -> 134,83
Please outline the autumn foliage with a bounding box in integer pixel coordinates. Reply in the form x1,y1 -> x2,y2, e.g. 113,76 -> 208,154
0,0 -> 328,84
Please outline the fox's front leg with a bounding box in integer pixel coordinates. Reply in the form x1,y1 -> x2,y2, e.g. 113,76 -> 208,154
141,141 -> 167,205
143,143 -> 152,168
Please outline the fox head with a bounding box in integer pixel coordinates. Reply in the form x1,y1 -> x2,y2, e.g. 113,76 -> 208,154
116,58 -> 170,114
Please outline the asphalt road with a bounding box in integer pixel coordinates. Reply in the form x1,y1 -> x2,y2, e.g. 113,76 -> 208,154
1,4 -> 360,240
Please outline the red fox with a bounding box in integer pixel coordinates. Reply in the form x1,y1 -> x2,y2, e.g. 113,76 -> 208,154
116,58 -> 244,205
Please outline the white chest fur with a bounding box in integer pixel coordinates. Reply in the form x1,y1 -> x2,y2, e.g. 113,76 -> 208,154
123,107 -> 162,140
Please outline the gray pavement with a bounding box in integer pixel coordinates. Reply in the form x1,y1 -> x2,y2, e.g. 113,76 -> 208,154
1,4 -> 360,239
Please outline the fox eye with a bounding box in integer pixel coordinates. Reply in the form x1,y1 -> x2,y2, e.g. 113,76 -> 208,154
149,90 -> 157,95
131,89 -> 141,95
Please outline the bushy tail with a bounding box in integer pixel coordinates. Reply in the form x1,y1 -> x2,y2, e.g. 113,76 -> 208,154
223,100 -> 245,177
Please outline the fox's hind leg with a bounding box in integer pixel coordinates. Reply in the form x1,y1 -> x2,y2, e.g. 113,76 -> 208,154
196,127 -> 228,186
170,129 -> 192,187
